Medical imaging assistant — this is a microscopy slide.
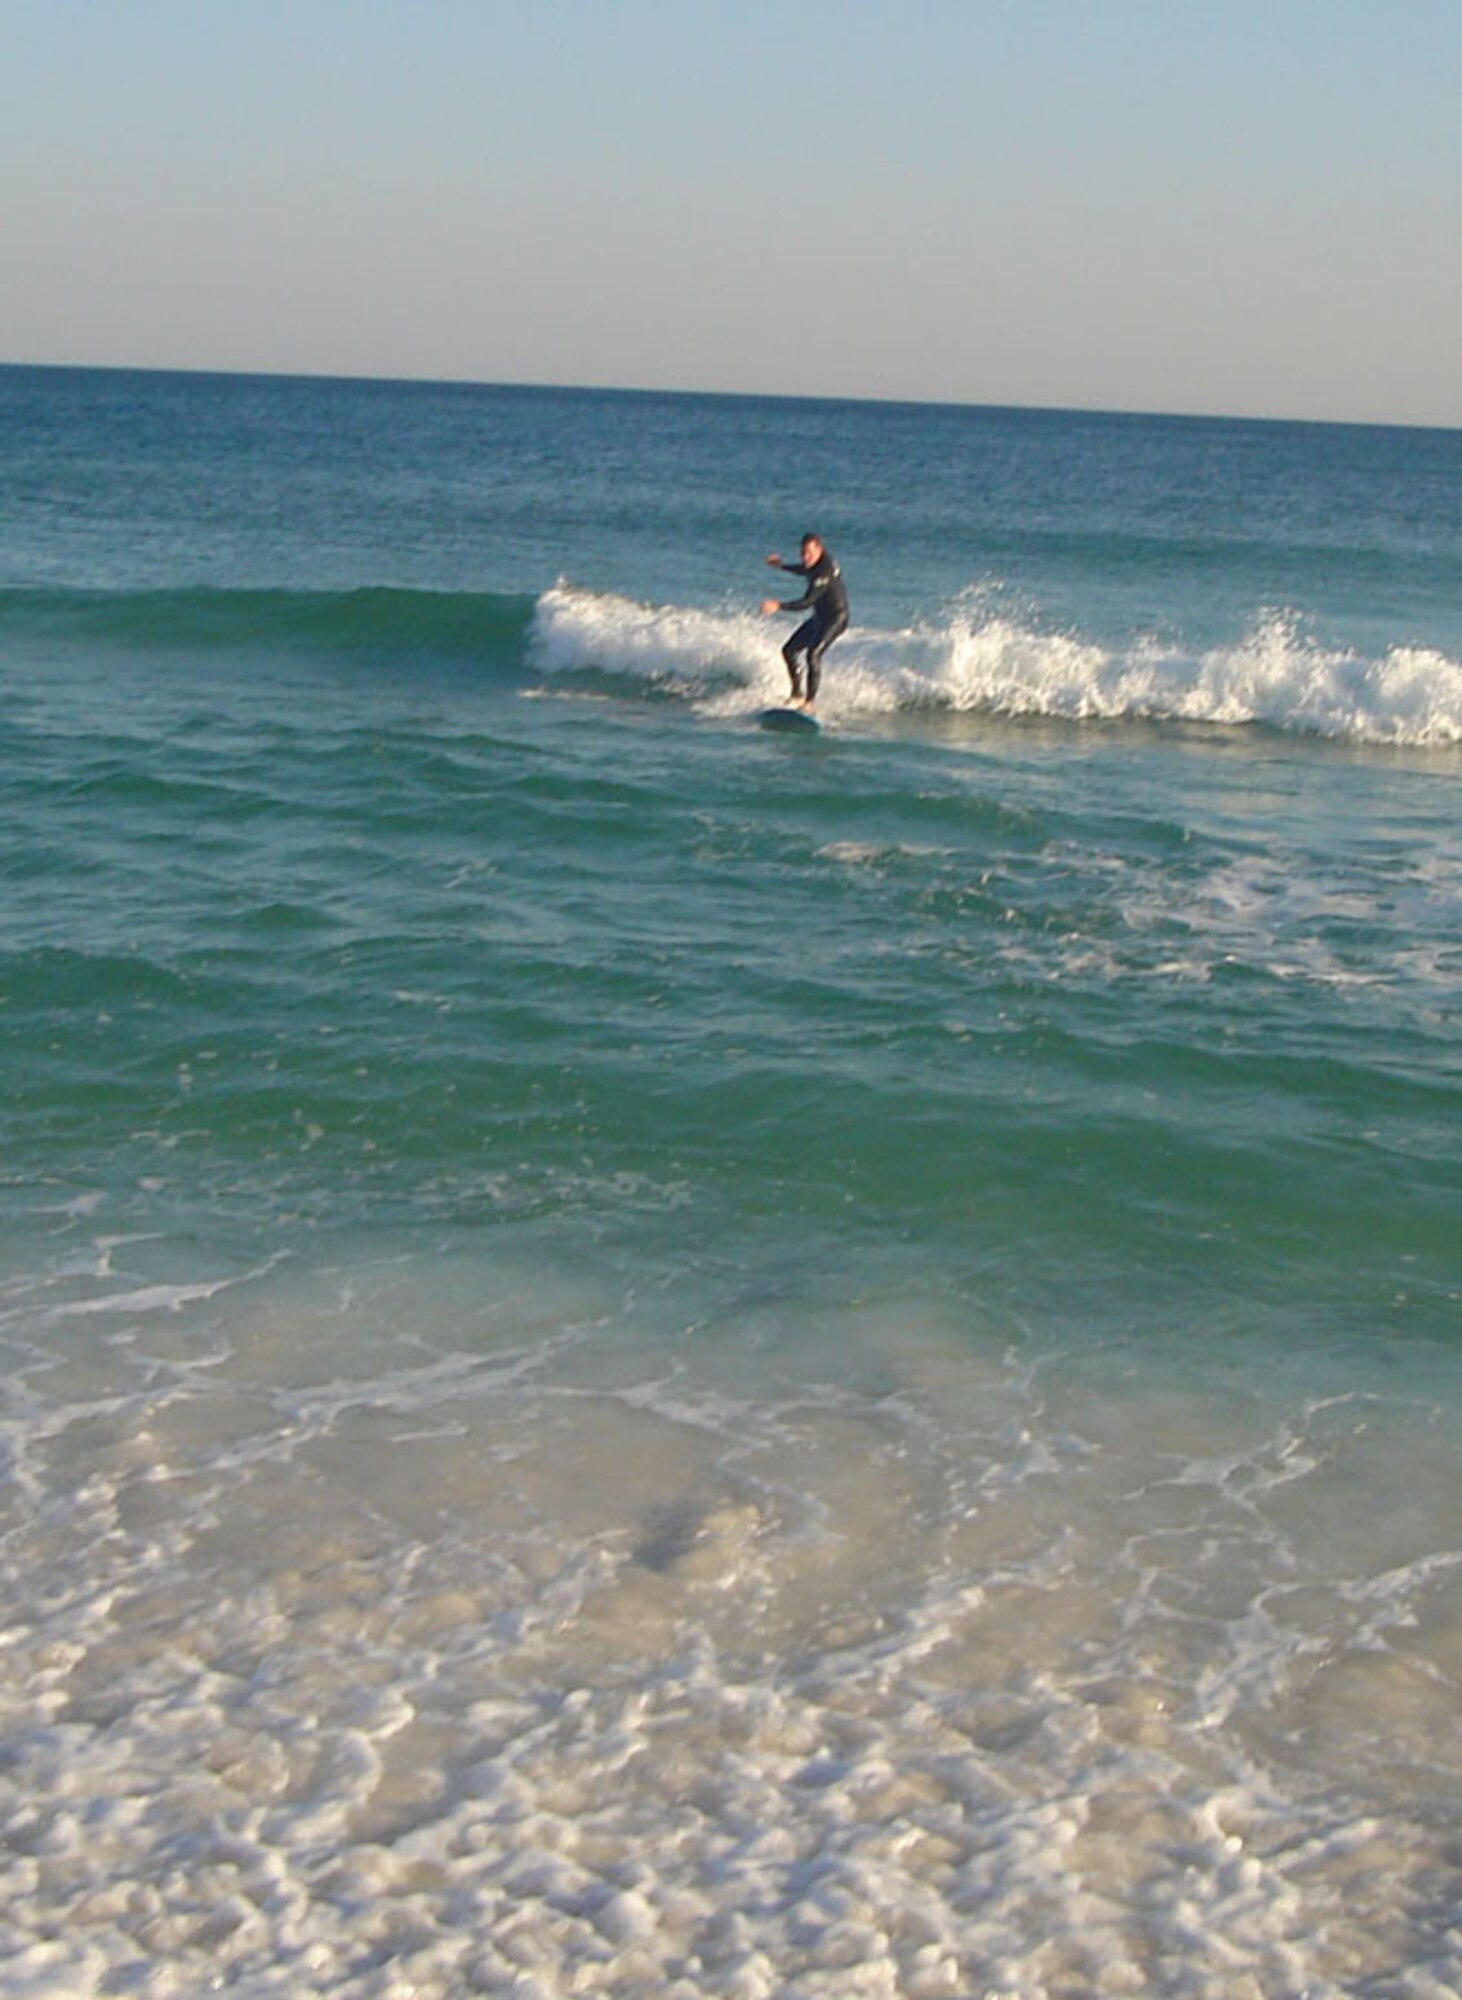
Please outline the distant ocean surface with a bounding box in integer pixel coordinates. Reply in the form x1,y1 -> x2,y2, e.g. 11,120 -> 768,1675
2,364 -> 1459,1999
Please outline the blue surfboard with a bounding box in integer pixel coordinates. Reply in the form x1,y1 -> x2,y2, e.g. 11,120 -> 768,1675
758,707 -> 820,733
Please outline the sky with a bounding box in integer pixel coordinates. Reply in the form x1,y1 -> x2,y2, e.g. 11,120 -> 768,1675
4,0 -> 1461,425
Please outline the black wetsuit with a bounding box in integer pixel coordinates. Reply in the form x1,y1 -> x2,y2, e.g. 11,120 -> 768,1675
778,548 -> 849,702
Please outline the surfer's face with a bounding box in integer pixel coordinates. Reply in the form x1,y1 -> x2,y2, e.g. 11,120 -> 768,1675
801,537 -> 822,563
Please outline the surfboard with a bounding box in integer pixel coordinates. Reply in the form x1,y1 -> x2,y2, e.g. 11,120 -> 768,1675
758,707 -> 820,733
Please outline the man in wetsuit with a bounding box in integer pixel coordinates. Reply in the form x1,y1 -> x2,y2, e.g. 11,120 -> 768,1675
761,533 -> 849,710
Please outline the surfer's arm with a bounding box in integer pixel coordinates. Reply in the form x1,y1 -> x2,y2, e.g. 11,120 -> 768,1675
763,555 -> 813,612
778,568 -> 825,612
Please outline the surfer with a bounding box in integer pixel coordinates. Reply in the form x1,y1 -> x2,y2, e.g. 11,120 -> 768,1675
761,534 -> 848,710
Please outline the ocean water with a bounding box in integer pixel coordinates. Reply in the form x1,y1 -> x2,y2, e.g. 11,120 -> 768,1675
1,364 -> 1460,1999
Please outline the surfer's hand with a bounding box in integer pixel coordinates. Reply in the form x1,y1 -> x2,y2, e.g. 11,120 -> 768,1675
765,553 -> 782,569
760,599 -> 779,616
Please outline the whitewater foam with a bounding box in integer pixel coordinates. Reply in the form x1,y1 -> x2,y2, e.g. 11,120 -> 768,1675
532,586 -> 1462,746
5,1247 -> 1462,1997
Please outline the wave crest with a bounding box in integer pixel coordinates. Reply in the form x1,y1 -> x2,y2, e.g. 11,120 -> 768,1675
533,587 -> 1462,747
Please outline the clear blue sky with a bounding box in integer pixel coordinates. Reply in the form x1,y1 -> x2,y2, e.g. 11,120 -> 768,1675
5,0 -> 1461,424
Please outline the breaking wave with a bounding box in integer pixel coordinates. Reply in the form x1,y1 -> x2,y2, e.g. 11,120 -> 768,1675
533,585 -> 1462,747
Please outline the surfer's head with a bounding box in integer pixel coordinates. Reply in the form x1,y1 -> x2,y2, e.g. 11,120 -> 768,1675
800,533 -> 824,562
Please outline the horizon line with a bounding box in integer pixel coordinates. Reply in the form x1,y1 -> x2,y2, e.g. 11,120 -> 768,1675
3,355 -> 1459,439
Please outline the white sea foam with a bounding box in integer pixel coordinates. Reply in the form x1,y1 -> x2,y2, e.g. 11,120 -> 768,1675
531,584 -> 771,697
5,1249 -> 1462,1996
531,586 -> 1462,746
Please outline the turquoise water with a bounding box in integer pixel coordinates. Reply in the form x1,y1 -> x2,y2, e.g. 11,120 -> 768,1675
2,366 -> 1460,1997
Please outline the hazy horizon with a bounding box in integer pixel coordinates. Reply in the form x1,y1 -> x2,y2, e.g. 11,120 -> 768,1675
10,357 -> 1462,440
